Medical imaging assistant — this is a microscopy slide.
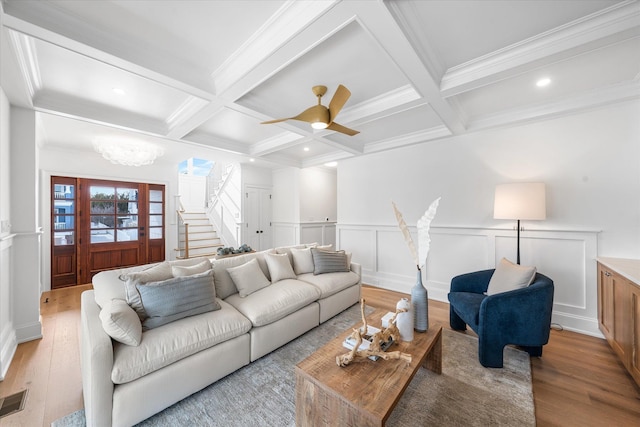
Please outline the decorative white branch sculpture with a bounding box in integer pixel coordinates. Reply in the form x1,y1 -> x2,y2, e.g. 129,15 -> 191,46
391,197 -> 441,270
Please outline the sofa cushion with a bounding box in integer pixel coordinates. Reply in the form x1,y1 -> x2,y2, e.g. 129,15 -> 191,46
275,245 -> 306,264
138,270 -> 221,330
123,262 -> 173,320
290,247 -> 314,275
311,248 -> 350,275
92,257 -> 211,309
111,299 -> 251,384
99,299 -> 142,346
171,259 -> 212,277
486,258 -> 537,295
296,271 -> 360,299
212,249 -> 274,299
448,291 -> 486,330
225,279 -> 321,327
227,258 -> 271,297
265,252 -> 297,283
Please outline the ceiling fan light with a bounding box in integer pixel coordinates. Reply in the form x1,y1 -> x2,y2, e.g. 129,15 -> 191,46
311,121 -> 328,130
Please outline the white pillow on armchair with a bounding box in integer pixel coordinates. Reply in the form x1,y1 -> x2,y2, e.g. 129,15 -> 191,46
486,258 -> 536,295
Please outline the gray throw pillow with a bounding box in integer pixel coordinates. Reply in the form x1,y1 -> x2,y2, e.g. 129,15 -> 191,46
311,248 -> 349,275
137,270 -> 221,330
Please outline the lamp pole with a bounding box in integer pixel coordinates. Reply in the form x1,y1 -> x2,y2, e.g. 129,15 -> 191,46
516,219 -> 521,265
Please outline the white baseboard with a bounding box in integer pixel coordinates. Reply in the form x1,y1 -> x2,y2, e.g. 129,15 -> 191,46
15,320 -> 42,344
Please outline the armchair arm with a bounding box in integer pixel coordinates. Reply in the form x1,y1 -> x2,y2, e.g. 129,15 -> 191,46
80,290 -> 114,427
478,278 -> 554,346
450,269 -> 495,294
350,262 -> 362,282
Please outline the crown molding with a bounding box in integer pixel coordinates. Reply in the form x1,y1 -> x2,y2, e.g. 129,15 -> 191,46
383,0 -> 446,82
250,132 -> 304,156
467,80 -> 640,132
211,0 -> 338,95
181,130 -> 250,156
166,96 -> 209,133
441,0 -> 640,97
338,84 -> 421,124
6,29 -> 41,100
301,150 -> 353,169
363,126 -> 451,154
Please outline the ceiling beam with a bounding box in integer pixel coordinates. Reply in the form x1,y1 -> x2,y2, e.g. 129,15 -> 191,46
440,0 -> 640,98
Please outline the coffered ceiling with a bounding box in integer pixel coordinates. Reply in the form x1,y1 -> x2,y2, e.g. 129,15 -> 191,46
1,0 -> 639,168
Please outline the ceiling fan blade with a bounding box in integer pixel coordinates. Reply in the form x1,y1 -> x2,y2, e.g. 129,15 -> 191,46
326,122 -> 359,136
261,117 -> 292,124
293,105 -> 329,124
328,84 -> 351,123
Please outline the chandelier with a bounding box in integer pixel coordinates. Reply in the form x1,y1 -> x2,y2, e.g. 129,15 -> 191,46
94,139 -> 164,166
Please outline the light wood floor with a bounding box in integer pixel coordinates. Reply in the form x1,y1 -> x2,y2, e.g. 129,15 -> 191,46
1,284 -> 639,426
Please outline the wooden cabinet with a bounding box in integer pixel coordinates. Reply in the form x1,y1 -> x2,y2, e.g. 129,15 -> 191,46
597,259 -> 640,386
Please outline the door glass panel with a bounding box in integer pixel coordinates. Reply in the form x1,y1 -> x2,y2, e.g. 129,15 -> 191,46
54,231 -> 75,246
91,229 -> 114,243
54,184 -> 75,199
54,215 -> 74,230
149,190 -> 163,202
149,203 -> 163,214
149,215 -> 162,227
118,188 -> 138,202
91,201 -> 114,214
54,199 -> 75,214
117,229 -> 138,241
91,186 -> 115,199
91,215 -> 115,228
149,228 -> 163,239
117,215 -> 138,228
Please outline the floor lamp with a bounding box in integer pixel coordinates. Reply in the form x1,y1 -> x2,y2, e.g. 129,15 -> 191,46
494,183 -> 546,265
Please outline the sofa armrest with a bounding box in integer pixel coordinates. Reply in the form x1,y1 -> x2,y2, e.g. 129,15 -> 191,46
80,290 -> 114,427
350,262 -> 362,282
478,278 -> 554,345
450,269 -> 494,294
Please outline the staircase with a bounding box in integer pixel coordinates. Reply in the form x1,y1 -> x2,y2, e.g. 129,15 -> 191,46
176,211 -> 223,259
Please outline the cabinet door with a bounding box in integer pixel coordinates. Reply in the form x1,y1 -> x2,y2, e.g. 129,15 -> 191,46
598,265 -> 615,340
611,274 -> 630,362
245,187 -> 271,251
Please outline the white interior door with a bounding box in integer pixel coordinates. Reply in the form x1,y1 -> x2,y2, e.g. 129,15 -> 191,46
245,186 -> 271,251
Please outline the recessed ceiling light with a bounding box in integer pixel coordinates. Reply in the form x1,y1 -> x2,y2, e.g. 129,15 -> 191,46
112,87 -> 126,95
303,147 -> 310,152
249,158 -> 255,162
536,78 -> 551,88
324,161 -> 338,167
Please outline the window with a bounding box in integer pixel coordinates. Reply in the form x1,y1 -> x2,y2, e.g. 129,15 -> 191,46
90,185 -> 139,243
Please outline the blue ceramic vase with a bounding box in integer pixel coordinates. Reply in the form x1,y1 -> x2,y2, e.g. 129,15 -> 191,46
411,268 -> 429,332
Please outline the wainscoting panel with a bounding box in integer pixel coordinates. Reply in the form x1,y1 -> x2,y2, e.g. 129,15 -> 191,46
272,223 -> 299,248
0,234 -> 17,380
337,224 -> 601,337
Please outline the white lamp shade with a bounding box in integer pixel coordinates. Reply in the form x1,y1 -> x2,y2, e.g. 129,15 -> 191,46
494,183 -> 546,220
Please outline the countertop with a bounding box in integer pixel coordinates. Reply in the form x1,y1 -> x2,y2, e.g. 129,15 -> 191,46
597,257 -> 640,285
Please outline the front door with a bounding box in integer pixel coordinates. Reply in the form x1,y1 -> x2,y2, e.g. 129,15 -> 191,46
50,177 -> 165,287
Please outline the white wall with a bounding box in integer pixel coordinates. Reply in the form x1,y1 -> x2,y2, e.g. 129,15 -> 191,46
10,107 -> 42,344
272,166 -> 337,247
337,101 -> 640,336
300,167 -> 336,222
0,85 -> 17,379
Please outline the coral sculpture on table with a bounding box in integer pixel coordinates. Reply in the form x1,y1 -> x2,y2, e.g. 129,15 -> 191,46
336,298 -> 412,367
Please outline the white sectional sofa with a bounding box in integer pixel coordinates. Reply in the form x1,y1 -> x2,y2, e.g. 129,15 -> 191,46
80,245 -> 361,427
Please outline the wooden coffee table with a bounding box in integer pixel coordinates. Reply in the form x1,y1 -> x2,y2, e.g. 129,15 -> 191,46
295,307 -> 443,427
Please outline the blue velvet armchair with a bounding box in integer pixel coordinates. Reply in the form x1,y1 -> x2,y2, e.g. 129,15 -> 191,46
448,269 -> 554,368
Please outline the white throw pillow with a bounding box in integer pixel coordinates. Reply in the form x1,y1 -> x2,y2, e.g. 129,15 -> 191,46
123,262 -> 173,320
172,259 -> 212,277
290,247 -> 315,275
265,252 -> 297,283
486,258 -> 537,295
99,299 -> 142,346
227,258 -> 271,297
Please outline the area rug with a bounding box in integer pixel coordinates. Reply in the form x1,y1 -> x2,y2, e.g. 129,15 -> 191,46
52,305 -> 535,426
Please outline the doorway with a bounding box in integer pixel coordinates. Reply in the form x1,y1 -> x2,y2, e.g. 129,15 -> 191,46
51,176 -> 165,288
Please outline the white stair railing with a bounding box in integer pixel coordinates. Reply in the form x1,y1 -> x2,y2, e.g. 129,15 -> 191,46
206,163 -> 241,248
